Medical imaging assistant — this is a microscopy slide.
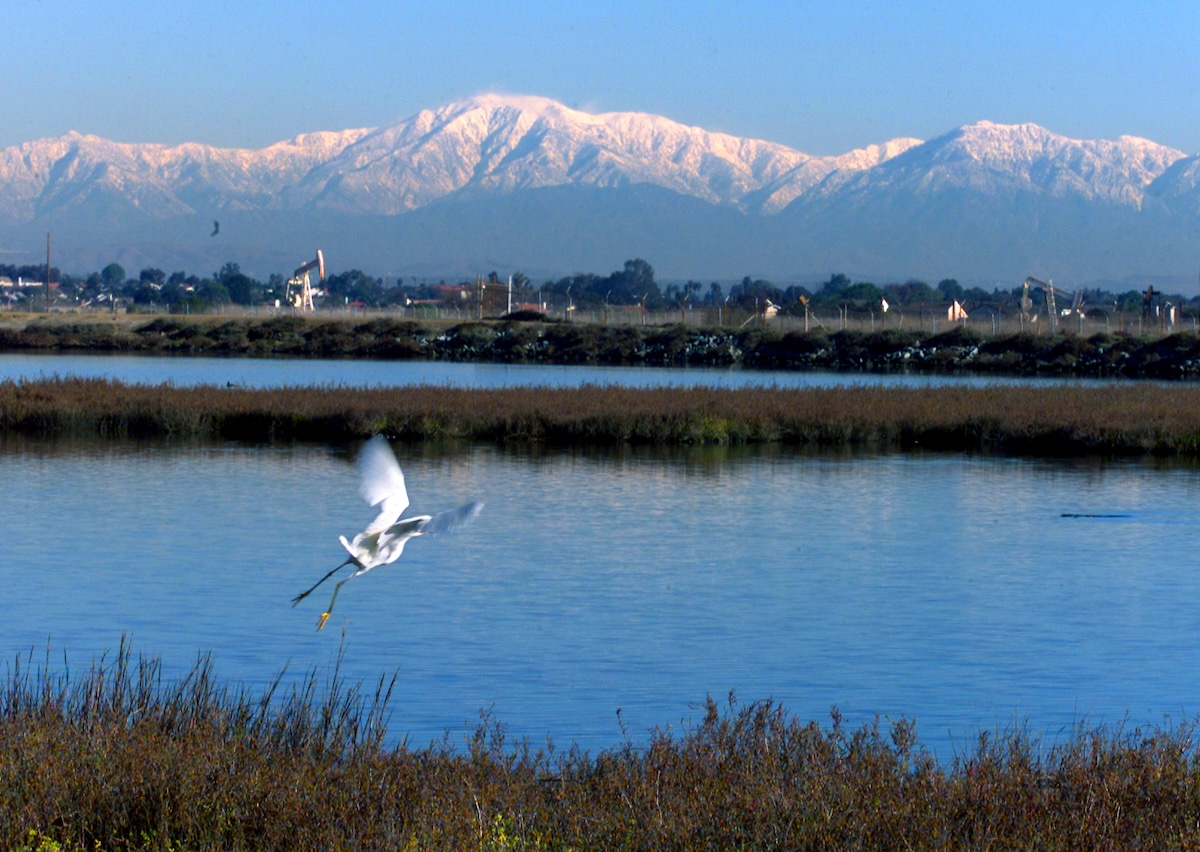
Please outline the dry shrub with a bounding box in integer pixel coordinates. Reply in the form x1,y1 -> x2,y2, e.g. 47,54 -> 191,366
5,653 -> 1200,850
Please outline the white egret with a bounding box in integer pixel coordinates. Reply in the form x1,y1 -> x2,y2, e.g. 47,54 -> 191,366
292,435 -> 483,630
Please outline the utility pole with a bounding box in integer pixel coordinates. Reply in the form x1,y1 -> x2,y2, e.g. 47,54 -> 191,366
45,233 -> 51,312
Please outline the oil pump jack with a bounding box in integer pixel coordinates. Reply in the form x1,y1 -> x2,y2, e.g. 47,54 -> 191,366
1022,276 -> 1084,333
286,250 -> 325,312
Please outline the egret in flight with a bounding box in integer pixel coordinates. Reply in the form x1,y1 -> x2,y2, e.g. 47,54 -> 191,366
292,435 -> 483,630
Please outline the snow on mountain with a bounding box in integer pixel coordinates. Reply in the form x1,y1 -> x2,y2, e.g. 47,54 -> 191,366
794,121 -> 1187,210
276,93 -> 883,215
1,95 -> 1199,284
0,94 -> 920,222
767,121 -> 1197,286
1,98 -> 1192,228
0,127 -> 371,224
1147,154 -> 1200,214
747,137 -> 924,213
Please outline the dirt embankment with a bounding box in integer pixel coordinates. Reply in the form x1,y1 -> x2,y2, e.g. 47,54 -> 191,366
4,314 -> 1200,379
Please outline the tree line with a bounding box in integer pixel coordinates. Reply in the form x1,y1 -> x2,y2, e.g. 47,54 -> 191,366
0,261 -> 395,312
2,259 -> 1192,317
509,268 -> 1196,318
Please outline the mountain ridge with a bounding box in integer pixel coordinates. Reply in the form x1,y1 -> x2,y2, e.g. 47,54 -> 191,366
0,94 -> 1197,287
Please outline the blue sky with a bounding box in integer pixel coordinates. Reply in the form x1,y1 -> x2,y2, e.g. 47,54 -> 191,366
5,0 -> 1198,155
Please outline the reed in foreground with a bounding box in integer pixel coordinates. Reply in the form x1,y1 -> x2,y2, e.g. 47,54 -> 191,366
4,644 -> 1200,849
4,377 -> 1200,455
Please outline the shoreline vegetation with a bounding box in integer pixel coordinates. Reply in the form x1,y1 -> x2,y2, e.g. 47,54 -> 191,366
7,644 -> 1200,849
8,322 -> 1200,847
3,313 -> 1200,378
3,377 -> 1200,455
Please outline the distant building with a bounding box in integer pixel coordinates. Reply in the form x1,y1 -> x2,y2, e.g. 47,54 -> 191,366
432,284 -> 472,301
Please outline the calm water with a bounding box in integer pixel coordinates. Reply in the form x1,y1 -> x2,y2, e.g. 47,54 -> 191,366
4,438 -> 1199,756
0,351 -> 1118,389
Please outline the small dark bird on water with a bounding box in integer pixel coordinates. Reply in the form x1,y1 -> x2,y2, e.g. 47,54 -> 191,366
211,220 -> 219,237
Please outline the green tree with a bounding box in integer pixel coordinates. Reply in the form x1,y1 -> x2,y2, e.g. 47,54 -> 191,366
818,273 -> 852,297
937,279 -> 964,302
266,273 -> 286,303
161,281 -> 186,306
730,276 -> 784,310
216,263 -> 262,305
139,268 -> 166,287
197,279 -> 230,305
101,263 -> 126,288
607,258 -> 661,307
886,280 -> 937,305
326,269 -> 384,305
842,281 -> 883,302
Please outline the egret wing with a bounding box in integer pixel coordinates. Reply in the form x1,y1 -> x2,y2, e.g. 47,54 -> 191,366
416,502 -> 484,537
373,517 -> 426,565
356,436 -> 409,533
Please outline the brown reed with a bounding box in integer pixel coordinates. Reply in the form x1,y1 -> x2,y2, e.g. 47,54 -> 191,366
5,644 -> 1200,850
3,377 -> 1200,455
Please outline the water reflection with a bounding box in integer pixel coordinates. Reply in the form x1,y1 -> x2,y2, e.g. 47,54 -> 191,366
3,438 -> 1199,756
0,351 -> 1126,390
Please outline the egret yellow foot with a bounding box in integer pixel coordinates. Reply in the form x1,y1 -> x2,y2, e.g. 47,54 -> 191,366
317,612 -> 331,631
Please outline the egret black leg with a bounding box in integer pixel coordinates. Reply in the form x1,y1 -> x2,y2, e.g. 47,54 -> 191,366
317,575 -> 353,631
292,558 -> 355,606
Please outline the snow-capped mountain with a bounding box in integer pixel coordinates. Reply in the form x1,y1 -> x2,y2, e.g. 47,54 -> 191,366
1147,153 -> 1200,214
0,94 -> 921,221
285,93 -> 833,214
0,94 -> 1197,285
0,127 -> 371,225
792,121 -> 1184,209
769,121 -> 1195,286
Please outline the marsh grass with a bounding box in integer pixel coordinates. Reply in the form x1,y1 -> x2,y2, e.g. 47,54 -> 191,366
6,645 -> 1200,849
4,378 -> 1200,455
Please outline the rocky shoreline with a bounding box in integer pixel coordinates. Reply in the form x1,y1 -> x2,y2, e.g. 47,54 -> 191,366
3,315 -> 1200,379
